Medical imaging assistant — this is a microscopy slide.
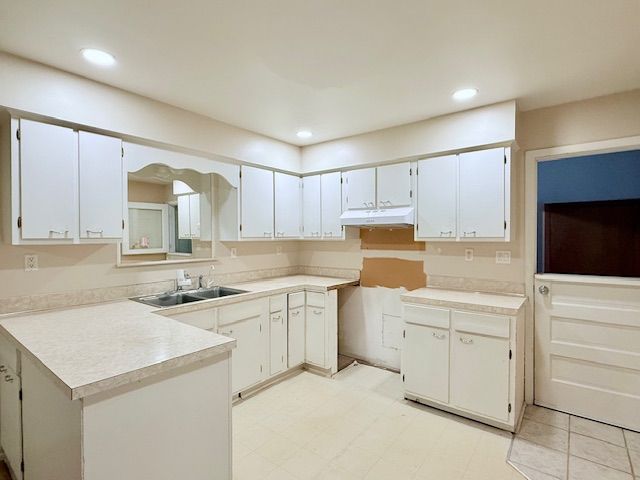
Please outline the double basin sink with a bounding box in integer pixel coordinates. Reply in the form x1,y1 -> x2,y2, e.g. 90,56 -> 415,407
132,286 -> 248,308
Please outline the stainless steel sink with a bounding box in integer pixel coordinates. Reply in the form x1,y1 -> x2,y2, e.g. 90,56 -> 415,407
132,286 -> 247,308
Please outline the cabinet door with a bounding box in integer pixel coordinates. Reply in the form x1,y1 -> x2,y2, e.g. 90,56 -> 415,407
274,172 -> 301,238
218,315 -> 265,394
79,131 -> 123,239
0,366 -> 22,480
377,162 -> 412,208
320,172 -> 343,239
305,306 -> 325,367
270,310 -> 287,376
402,324 -> 449,404
240,166 -> 274,239
344,168 -> 376,210
450,311 -> 510,421
302,175 -> 321,238
416,155 -> 457,239
458,148 -> 505,239
177,195 -> 191,238
20,119 -> 77,240
288,305 -> 305,367
189,194 -> 201,238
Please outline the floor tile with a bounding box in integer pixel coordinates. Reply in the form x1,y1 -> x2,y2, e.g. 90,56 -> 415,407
314,464 -> 360,480
233,451 -> 278,480
330,445 -> 379,477
263,467 -> 299,480
624,430 -> 640,453
569,455 -> 632,480
254,433 -> 301,465
415,457 -> 466,480
518,418 -> 569,452
524,405 -> 569,430
570,416 -> 625,446
509,462 -> 561,480
570,433 -> 631,473
281,449 -> 329,480
509,437 -> 567,478
364,458 -> 416,480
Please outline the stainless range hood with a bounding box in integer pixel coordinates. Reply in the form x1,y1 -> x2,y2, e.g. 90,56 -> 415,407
340,206 -> 415,228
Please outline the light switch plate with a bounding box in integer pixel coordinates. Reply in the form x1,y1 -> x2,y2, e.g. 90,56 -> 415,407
496,251 -> 511,264
24,254 -> 39,272
464,249 -> 474,262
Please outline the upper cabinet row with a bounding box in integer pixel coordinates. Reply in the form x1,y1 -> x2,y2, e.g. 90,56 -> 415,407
4,119 -> 123,245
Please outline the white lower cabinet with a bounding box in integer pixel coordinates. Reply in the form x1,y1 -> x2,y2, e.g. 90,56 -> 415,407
402,303 -> 523,431
269,295 -> 288,376
0,364 -> 22,480
217,299 -> 268,395
287,292 -> 306,367
305,292 -> 326,367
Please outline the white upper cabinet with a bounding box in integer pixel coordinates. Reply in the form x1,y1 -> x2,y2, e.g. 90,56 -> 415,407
78,131 -> 123,240
177,193 -> 200,239
344,167 -> 376,210
19,120 -> 78,241
320,172 -> 343,239
240,166 -> 274,239
302,175 -> 321,239
376,162 -> 412,208
458,147 -> 506,239
274,172 -> 301,238
416,155 -> 457,239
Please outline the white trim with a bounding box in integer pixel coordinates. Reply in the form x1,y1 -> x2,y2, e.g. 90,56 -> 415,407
523,134 -> 640,404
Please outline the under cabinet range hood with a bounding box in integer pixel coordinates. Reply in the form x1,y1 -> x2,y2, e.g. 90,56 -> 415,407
340,207 -> 415,228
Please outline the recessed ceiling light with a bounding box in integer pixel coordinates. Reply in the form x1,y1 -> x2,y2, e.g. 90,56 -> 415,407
296,130 -> 313,139
452,88 -> 478,101
81,48 -> 116,67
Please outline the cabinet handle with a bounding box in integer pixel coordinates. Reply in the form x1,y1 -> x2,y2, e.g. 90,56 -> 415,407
439,231 -> 453,237
4,375 -> 13,383
272,315 -> 281,321
49,229 -> 67,235
313,309 -> 323,315
324,232 -> 333,237
0,365 -> 6,374
432,332 -> 446,340
86,229 -> 104,235
462,231 -> 477,237
538,285 -> 549,295
263,231 -> 272,237
459,337 -> 474,344
290,310 -> 300,316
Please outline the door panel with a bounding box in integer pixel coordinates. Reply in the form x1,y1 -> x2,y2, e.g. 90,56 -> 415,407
0,366 -> 22,480
320,172 -> 343,239
275,172 -> 301,238
218,315 -> 264,394
535,277 -> 640,431
241,166 -> 274,239
377,162 -> 411,208
288,305 -> 305,367
79,131 -> 123,239
20,119 -> 77,240
302,175 -> 321,238
416,155 -> 457,239
402,324 -> 449,403
458,148 -> 505,239
344,168 -> 376,210
270,311 -> 287,376
305,306 -> 325,367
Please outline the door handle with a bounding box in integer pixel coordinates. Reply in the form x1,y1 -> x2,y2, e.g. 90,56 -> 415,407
538,285 -> 549,295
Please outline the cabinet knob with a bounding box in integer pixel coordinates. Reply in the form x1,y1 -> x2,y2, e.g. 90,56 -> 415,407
538,285 -> 549,295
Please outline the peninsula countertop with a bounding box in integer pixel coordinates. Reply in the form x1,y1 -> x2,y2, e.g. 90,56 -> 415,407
0,275 -> 358,400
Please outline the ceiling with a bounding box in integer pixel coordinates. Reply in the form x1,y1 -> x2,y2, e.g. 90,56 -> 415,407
0,1 -> 639,146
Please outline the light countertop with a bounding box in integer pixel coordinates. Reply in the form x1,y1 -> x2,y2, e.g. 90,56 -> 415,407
0,275 -> 357,400
401,287 -> 527,316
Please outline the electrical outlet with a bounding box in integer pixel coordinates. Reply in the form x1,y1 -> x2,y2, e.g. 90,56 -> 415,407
464,249 -> 474,262
230,247 -> 237,258
24,254 -> 39,272
496,250 -> 512,264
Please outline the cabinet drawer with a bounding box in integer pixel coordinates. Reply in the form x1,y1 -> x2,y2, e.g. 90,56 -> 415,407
270,295 -> 286,313
404,304 -> 450,329
288,291 -> 305,309
452,310 -> 510,339
218,299 -> 265,327
306,292 -> 325,308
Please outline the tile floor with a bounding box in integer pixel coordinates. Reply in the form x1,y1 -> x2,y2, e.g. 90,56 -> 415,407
233,363 -> 524,479
508,405 -> 640,480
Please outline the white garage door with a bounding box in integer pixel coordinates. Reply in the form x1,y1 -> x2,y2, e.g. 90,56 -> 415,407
534,274 -> 640,431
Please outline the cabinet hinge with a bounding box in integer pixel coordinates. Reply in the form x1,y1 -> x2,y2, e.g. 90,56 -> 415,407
509,349 -> 512,360
504,221 -> 507,230
17,216 -> 22,229
121,146 -> 124,158
416,166 -> 418,175
508,403 -> 512,413
402,374 -> 405,382
409,168 -> 412,176
504,154 -> 507,165
409,190 -> 413,199
122,219 -> 125,230
340,177 -> 343,184
20,460 -> 24,473
16,129 -> 21,141
259,323 -> 262,332
403,330 -> 405,338
260,365 -> 263,373
239,170 -> 242,179
416,223 -> 419,231
239,224 -> 243,232
19,389 -> 22,401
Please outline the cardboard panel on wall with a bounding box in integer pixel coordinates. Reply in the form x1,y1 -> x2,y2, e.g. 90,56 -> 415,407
360,257 -> 426,291
360,228 -> 425,251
